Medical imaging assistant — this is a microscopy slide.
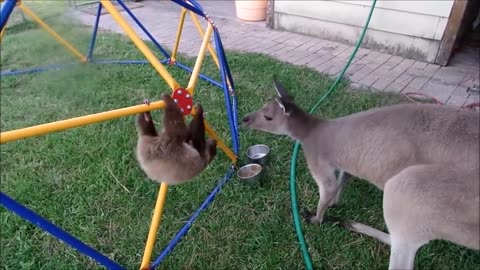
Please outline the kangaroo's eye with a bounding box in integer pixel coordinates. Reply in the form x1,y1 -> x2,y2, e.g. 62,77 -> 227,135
264,115 -> 273,121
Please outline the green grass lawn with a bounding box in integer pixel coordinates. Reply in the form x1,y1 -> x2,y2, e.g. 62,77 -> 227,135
1,6 -> 479,270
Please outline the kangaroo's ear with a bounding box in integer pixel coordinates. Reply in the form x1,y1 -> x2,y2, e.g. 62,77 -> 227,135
273,76 -> 294,101
275,97 -> 293,116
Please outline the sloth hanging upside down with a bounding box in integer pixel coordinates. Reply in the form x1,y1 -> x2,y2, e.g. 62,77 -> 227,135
135,94 -> 217,185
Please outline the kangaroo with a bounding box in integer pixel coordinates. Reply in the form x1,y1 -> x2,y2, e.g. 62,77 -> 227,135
241,77 -> 479,270
136,94 -> 217,185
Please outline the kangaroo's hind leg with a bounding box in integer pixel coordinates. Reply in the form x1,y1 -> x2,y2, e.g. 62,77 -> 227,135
381,164 -> 476,270
384,168 -> 431,270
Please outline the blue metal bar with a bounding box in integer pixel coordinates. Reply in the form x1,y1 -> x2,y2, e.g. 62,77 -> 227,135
170,0 -> 205,17
0,63 -> 78,76
214,30 -> 239,155
214,29 -> 235,91
93,59 -> 169,65
0,192 -> 124,270
217,57 -> 239,154
0,0 -> 16,31
213,29 -> 239,148
149,167 -> 235,269
183,0 -> 204,13
231,95 -> 239,137
0,59 -> 171,77
115,0 -> 170,59
87,2 -> 103,61
174,61 -> 223,89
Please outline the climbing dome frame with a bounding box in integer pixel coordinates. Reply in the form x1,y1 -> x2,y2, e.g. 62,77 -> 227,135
0,0 -> 240,269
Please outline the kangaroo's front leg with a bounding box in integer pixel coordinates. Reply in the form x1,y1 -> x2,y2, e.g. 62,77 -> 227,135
329,170 -> 352,207
306,165 -> 338,224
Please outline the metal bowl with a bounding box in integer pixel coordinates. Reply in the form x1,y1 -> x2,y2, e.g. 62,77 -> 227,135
246,144 -> 270,165
237,163 -> 263,185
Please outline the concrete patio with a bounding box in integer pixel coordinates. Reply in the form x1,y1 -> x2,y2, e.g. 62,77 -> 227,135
71,0 -> 479,107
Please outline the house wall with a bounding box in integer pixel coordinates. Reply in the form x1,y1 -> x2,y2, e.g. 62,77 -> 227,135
273,0 -> 455,63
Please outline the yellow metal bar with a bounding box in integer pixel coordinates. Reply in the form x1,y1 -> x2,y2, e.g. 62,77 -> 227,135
189,13 -> 234,92
189,12 -> 220,69
204,120 -> 237,163
185,103 -> 236,163
186,23 -> 213,95
1,100 -> 236,162
140,183 -> 169,270
0,27 -> 5,41
171,8 -> 187,62
189,106 -> 236,163
17,3 -> 87,62
100,0 -> 179,90
0,101 -> 166,144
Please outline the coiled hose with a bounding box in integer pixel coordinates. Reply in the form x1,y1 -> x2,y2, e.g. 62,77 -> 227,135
289,1 -> 377,269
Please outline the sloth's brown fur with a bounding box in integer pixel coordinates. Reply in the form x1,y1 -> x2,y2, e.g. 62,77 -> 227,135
136,94 -> 216,185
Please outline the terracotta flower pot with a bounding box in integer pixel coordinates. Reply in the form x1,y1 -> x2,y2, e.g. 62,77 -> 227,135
235,0 -> 267,22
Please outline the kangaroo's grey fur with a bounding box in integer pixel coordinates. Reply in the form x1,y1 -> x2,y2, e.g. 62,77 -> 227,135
241,78 -> 479,269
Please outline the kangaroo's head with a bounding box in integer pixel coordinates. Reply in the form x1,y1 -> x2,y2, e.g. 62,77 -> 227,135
242,77 -> 306,137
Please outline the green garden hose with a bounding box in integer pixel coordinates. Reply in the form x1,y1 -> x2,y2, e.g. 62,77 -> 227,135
289,1 -> 377,269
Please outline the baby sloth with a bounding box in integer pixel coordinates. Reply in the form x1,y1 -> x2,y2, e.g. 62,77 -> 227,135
136,94 -> 217,185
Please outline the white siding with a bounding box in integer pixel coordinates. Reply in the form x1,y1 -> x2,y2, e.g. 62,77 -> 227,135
337,1 -> 453,17
273,0 -> 455,62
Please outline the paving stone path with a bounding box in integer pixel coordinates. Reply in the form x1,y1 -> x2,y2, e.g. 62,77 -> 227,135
71,1 -> 479,107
